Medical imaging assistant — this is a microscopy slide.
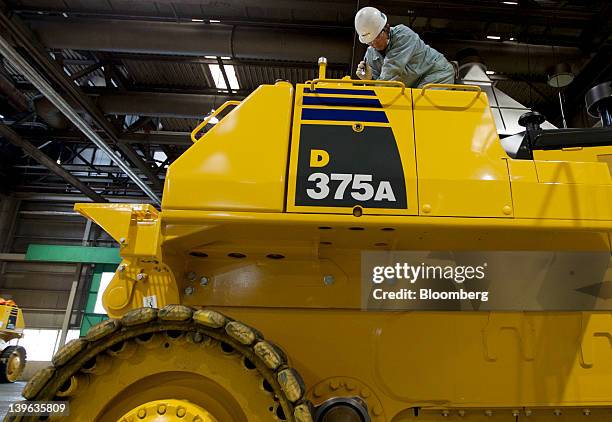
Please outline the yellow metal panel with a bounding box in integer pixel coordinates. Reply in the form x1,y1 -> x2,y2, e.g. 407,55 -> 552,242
600,154 -> 612,176
534,145 -> 612,166
508,160 -> 612,220
102,258 -> 180,317
222,307 -> 612,417
287,83 -> 418,216
162,82 -> 294,212
534,161 -> 611,184
161,209 -> 612,236
74,203 -> 160,257
412,89 -> 513,217
0,304 -> 24,342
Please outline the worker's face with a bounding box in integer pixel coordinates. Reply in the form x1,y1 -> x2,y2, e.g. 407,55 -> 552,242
369,29 -> 389,51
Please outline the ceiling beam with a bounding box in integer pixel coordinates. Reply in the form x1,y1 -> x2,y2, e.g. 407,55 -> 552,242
0,8 -> 164,194
11,0 -> 597,30
32,91 -> 243,128
0,124 -> 106,202
14,129 -> 193,146
19,16 -> 588,74
27,17 -> 353,64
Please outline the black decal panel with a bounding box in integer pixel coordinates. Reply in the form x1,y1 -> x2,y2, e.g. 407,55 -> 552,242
295,124 -> 407,209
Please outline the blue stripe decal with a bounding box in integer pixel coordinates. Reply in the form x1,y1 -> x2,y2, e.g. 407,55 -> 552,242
302,96 -> 382,108
301,108 -> 389,123
303,87 -> 376,96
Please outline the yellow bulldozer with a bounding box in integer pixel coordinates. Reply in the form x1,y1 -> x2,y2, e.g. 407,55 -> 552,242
12,62 -> 612,422
0,297 -> 26,383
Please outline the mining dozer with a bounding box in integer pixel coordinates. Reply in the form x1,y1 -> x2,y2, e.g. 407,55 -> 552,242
14,63 -> 612,422
0,297 -> 26,383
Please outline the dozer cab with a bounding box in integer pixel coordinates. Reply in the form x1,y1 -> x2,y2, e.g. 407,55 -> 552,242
12,62 -> 612,422
0,297 -> 26,383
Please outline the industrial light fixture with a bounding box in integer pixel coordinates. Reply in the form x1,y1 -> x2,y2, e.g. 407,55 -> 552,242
502,1 -> 519,5
486,70 -> 496,75
208,64 -> 240,90
62,12 -> 68,18
209,19 -> 221,23
486,35 -> 501,40
509,37 -> 516,41
56,159 -> 61,165
205,55 -> 217,59
547,62 -> 574,88
191,18 -> 205,22
221,56 -> 231,60
0,114 -> 4,119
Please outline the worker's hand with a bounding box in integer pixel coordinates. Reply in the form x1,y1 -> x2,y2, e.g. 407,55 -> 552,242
356,61 -> 372,80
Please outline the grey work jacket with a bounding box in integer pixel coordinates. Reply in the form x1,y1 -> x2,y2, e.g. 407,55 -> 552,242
364,24 -> 454,88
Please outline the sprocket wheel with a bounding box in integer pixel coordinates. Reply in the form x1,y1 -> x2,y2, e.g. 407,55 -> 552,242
7,305 -> 313,422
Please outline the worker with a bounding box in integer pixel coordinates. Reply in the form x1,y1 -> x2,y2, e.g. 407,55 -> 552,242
354,6 -> 455,88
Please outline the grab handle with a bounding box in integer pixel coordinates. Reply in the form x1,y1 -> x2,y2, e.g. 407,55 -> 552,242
420,83 -> 481,95
191,100 -> 241,143
309,78 -> 406,94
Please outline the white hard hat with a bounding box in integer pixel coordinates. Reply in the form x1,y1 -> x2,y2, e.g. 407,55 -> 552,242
354,7 -> 387,44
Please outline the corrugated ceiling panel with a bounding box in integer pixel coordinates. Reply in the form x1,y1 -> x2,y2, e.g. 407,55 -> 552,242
122,59 -> 214,88
235,64 -> 346,90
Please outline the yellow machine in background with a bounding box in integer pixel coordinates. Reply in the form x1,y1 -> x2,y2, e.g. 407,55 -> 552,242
0,297 -> 26,383
14,60 -> 612,422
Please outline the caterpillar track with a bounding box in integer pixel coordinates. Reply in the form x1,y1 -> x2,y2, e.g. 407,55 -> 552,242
7,305 -> 313,422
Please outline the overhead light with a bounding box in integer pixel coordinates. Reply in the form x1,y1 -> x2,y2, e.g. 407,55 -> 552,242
0,114 -> 4,119
191,18 -> 205,22
487,35 -> 501,40
221,56 -> 231,60
208,64 -> 240,90
502,1 -> 518,4
209,19 -> 221,23
205,55 -> 217,59
509,37 -> 516,41
110,79 -> 118,88
547,62 -> 574,88
62,12 -> 68,18
486,70 -> 496,75
56,159 -> 61,165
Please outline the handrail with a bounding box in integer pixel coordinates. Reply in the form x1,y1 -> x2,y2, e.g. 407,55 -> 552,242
190,100 -> 241,143
309,78 -> 406,94
420,83 -> 482,95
